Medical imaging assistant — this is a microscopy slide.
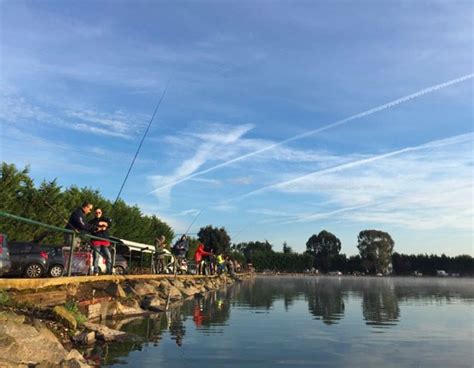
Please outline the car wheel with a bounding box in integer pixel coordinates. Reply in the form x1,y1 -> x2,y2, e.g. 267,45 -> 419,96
114,265 -> 125,275
49,264 -> 64,278
24,263 -> 44,278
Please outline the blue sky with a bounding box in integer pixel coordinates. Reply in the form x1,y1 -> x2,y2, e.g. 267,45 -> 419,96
0,0 -> 472,255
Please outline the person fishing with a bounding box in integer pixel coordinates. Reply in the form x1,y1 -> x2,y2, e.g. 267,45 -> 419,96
172,235 -> 189,272
194,242 -> 212,275
216,253 -> 226,275
88,208 -> 112,275
64,201 -> 99,248
154,235 -> 168,273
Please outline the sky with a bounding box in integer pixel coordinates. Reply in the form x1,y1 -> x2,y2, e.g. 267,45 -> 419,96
0,0 -> 472,256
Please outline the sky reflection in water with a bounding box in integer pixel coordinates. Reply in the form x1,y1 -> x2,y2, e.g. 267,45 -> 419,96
94,276 -> 473,368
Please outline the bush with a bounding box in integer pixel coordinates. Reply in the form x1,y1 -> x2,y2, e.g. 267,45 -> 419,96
64,299 -> 87,325
0,290 -> 9,306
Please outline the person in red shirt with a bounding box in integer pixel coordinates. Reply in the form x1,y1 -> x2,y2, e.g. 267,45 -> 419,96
194,243 -> 212,275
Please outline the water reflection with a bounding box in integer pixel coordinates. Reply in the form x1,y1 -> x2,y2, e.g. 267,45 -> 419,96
307,279 -> 346,324
84,314 -> 168,365
361,279 -> 400,329
94,276 -> 473,367
167,309 -> 186,346
184,291 -> 230,331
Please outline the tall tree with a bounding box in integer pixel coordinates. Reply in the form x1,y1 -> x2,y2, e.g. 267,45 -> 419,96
357,230 -> 394,274
197,225 -> 231,254
306,230 -> 341,257
306,230 -> 341,272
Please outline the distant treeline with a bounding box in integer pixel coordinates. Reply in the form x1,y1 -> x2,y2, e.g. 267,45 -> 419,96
0,163 -> 174,244
233,236 -> 473,276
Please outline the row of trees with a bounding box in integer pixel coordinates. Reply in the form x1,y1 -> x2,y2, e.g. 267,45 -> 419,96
0,163 -> 174,244
1,162 -> 472,275
196,226 -> 472,276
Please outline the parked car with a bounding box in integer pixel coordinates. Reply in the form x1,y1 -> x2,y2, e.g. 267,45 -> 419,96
0,234 -> 12,276
62,246 -> 129,275
95,252 -> 129,275
6,241 -> 49,278
42,246 -> 65,278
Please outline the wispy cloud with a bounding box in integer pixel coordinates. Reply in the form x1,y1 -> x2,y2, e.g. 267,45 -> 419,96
148,123 -> 254,206
0,90 -> 145,139
148,74 -> 474,192
235,132 -> 473,199
242,133 -> 473,231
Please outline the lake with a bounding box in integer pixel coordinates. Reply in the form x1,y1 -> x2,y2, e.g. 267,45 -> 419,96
87,276 -> 474,367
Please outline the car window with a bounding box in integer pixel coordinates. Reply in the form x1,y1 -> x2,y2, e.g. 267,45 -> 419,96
9,242 -> 33,254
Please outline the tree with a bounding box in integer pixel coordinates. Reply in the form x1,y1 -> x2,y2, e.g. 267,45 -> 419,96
306,230 -> 341,272
197,225 -> 231,254
357,230 -> 394,274
234,240 -> 273,264
306,230 -> 341,257
0,162 -> 174,246
282,241 -> 292,254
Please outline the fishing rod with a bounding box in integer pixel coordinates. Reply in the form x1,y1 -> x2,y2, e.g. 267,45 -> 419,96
113,86 -> 168,206
172,232 -> 199,239
183,210 -> 201,237
44,200 -> 79,233
229,223 -> 251,246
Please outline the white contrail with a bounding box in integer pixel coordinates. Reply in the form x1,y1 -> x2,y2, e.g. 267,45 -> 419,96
232,132 -> 473,200
149,73 -> 473,194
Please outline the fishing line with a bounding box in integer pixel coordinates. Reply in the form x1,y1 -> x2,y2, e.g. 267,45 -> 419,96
114,86 -> 168,206
184,210 -> 202,236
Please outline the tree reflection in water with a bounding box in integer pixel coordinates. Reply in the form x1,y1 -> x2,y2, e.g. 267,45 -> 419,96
85,276 -> 473,366
307,278 -> 346,325
361,279 -> 400,329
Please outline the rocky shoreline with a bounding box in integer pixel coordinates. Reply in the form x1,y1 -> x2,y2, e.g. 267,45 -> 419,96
0,274 -> 246,367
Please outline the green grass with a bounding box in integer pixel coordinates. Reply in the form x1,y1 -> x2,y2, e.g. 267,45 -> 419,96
0,290 -> 10,306
64,299 -> 87,325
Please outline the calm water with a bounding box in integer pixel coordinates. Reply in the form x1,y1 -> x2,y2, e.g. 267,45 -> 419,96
87,276 -> 473,367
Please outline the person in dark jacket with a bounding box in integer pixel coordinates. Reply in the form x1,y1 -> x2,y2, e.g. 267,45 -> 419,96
89,208 -> 112,275
64,201 -> 96,249
172,235 -> 189,258
172,235 -> 189,272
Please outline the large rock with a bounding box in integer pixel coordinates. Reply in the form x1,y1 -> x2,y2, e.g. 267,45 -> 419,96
85,303 -> 102,321
83,322 -> 128,342
132,282 -> 157,296
183,280 -> 196,288
115,300 -> 144,316
159,278 -> 171,287
105,283 -> 127,298
170,279 -> 184,288
53,306 -> 77,330
168,286 -> 183,301
12,290 -> 68,308
0,311 -> 25,324
72,331 -> 96,345
141,295 -> 164,312
0,318 -> 89,367
147,280 -> 162,288
180,286 -> 201,298
85,300 -> 143,321
36,349 -> 90,368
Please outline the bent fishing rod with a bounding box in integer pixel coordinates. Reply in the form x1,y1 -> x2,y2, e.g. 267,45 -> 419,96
113,86 -> 168,206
